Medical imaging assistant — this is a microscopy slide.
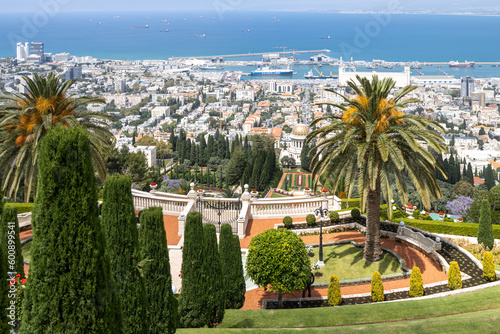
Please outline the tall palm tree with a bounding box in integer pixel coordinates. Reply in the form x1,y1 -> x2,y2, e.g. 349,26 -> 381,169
0,72 -> 115,201
307,75 -> 447,262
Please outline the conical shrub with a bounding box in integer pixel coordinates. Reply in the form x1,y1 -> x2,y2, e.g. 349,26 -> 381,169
203,224 -> 225,327
409,266 -> 424,297
178,211 -> 207,328
139,207 -> 177,333
219,224 -> 246,309
478,199 -> 494,250
101,175 -> 148,334
447,261 -> 462,290
20,126 -> 122,333
371,271 -> 384,302
483,251 -> 496,282
327,275 -> 342,306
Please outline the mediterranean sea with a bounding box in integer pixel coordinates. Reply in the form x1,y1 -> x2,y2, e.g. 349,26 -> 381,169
2,11 -> 500,77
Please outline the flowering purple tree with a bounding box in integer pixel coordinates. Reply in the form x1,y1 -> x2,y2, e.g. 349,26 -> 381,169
445,196 -> 474,216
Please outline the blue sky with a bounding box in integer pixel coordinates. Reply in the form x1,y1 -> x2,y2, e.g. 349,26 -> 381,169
6,0 -> 500,12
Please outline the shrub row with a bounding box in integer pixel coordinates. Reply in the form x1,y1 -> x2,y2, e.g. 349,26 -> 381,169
341,198 -> 360,209
398,218 -> 500,239
5,203 -> 35,214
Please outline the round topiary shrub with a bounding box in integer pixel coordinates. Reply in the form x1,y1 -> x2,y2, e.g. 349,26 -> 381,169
409,266 -> 424,297
351,208 -> 361,219
327,275 -> 342,306
447,261 -> 462,290
283,216 -> 293,229
306,214 -> 316,227
483,251 -> 496,282
329,211 -> 340,224
371,271 -> 384,302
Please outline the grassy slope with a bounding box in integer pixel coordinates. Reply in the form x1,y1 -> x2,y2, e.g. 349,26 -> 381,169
177,285 -> 500,333
309,244 -> 402,282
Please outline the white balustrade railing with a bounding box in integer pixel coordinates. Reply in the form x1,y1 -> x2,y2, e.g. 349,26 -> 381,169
132,189 -> 189,214
250,197 -> 329,218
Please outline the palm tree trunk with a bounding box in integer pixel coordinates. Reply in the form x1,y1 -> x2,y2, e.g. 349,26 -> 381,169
363,178 -> 382,262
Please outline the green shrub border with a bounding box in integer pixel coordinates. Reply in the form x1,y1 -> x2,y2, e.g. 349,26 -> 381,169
5,202 -> 35,214
308,240 -> 411,288
341,198 -> 361,208
398,218 -> 500,239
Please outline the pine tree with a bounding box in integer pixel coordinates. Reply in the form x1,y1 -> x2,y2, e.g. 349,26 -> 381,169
178,212 -> 207,328
101,175 -> 148,334
21,126 -> 122,333
0,206 -> 24,278
139,207 -> 177,334
478,199 -> 494,250
219,224 -> 246,309
203,224 -> 225,327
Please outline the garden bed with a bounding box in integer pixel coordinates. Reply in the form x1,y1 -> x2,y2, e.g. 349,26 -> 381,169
265,217 -> 494,309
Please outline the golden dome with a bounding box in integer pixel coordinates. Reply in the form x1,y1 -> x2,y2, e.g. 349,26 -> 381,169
291,124 -> 309,136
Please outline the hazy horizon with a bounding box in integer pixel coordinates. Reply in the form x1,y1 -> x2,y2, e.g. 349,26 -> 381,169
4,0 -> 500,13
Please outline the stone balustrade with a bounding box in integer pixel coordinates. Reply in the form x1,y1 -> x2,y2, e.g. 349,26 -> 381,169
250,196 -> 338,218
396,225 -> 442,253
131,189 -> 189,214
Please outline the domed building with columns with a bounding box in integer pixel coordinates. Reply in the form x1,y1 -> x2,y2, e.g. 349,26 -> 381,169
279,123 -> 309,166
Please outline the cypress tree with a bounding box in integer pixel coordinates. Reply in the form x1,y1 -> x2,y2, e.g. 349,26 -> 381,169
478,199 -> 494,250
484,165 -> 496,190
219,224 -> 246,309
203,224 -> 225,327
242,153 -> 254,187
139,207 -> 177,334
207,135 -> 214,162
466,163 -> 474,184
101,175 -> 148,334
259,153 -> 272,190
21,126 -> 122,333
178,212 -> 207,328
0,206 -> 24,278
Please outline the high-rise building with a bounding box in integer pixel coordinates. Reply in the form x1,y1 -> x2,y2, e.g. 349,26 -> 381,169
268,79 -> 277,92
29,42 -> 44,57
461,76 -> 475,98
16,42 -> 29,60
114,78 -> 127,92
64,66 -> 83,81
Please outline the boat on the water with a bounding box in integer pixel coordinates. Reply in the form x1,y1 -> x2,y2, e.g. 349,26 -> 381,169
242,29 -> 250,32
449,60 -> 475,67
251,66 -> 293,76
304,68 -> 338,79
194,34 -> 206,38
132,25 -> 149,28
160,29 -> 169,32
320,35 -> 331,39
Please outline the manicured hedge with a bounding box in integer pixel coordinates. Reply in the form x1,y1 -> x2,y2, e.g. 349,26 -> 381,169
399,218 -> 500,239
341,198 -> 361,209
5,203 -> 35,214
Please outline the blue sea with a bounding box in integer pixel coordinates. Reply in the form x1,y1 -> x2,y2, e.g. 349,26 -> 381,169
2,11 -> 500,78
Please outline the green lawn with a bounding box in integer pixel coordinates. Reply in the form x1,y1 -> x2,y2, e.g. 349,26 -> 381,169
176,285 -> 500,333
22,241 -> 32,261
308,244 -> 403,282
270,193 -> 289,198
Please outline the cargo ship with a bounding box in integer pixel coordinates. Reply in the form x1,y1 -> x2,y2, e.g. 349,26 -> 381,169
449,60 -> 475,67
250,66 -> 294,76
132,25 -> 149,28
304,69 -> 338,79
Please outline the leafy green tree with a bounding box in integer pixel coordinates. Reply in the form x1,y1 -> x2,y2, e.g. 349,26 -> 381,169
139,207 -> 177,334
226,147 -> 247,185
307,76 -> 447,261
178,212 -> 207,328
451,180 -> 474,198
0,206 -> 24,278
246,229 -> 310,308
203,225 -> 225,327
21,126 -> 122,333
219,224 -> 245,309
0,73 -> 115,201
478,199 -> 494,250
101,175 -> 148,334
